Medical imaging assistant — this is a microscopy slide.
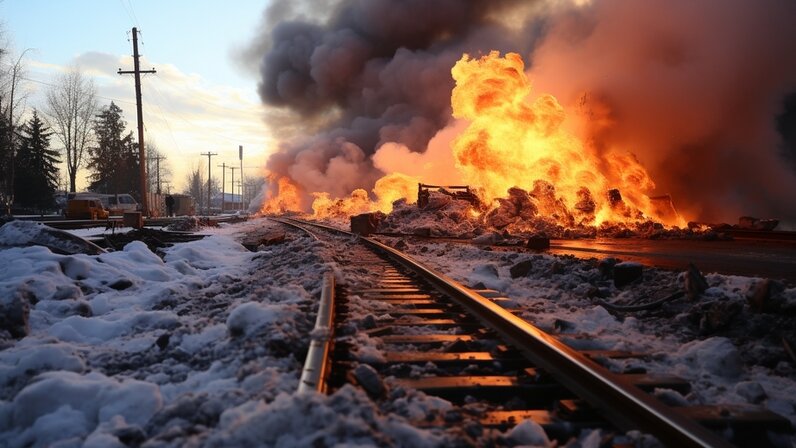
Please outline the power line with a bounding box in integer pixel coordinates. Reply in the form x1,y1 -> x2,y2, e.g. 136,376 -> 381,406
142,99 -> 181,154
126,0 -> 141,26
14,74 -> 138,107
146,79 -> 247,144
152,71 -> 259,117
118,0 -> 137,27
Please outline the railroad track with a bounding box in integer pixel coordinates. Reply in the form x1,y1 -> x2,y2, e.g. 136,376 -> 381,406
273,217 -> 791,447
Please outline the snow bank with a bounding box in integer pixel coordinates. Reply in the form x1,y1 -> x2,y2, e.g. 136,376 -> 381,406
0,220 -> 105,255
47,310 -> 179,344
672,337 -> 743,379
0,343 -> 85,387
4,371 -> 161,447
208,386 -> 447,447
164,234 -> 253,270
226,302 -> 288,336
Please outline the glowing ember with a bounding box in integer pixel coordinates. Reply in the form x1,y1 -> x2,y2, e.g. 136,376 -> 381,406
451,51 -> 683,227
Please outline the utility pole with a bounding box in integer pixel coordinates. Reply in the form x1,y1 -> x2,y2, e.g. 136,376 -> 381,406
236,181 -> 242,211
217,162 -> 226,212
147,153 -> 166,194
201,152 -> 217,215
118,27 -> 156,216
239,145 -> 244,211
229,166 -> 238,212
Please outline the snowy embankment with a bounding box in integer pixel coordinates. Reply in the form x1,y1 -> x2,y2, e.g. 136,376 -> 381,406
0,219 -> 330,447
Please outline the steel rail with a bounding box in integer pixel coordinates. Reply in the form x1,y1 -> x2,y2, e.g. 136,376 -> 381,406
269,218 -> 332,393
297,272 -> 336,394
279,217 -> 732,447
271,217 -> 320,242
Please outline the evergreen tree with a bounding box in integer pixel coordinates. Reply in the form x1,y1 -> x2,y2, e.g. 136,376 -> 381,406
0,106 -> 11,199
14,110 -> 60,210
86,102 -> 140,196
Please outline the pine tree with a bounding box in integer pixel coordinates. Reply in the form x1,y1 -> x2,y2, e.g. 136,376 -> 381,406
14,110 -> 60,211
86,102 -> 140,196
0,100 -> 13,213
0,107 -> 11,196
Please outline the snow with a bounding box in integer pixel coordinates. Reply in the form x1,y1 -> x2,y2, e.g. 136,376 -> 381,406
0,217 -> 324,446
673,337 -> 743,379
226,301 -> 291,336
1,216 -> 795,446
506,418 -> 551,446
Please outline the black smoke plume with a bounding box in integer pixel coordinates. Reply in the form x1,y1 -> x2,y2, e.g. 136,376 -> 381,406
250,0 -> 538,204
250,0 -> 796,225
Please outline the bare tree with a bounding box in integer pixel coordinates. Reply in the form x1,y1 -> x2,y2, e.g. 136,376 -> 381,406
146,140 -> 172,195
0,41 -> 30,214
182,163 -> 219,215
45,68 -> 97,193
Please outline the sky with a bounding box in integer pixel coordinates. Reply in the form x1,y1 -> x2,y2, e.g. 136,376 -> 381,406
0,0 -> 272,193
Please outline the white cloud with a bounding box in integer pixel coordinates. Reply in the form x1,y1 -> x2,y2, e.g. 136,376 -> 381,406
25,52 -> 273,193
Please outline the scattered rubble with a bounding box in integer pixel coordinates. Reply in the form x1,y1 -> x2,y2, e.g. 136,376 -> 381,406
166,217 -> 201,232
684,263 -> 709,300
612,262 -> 643,287
0,220 -> 105,255
100,228 -> 206,254
748,279 -> 786,313
509,259 -> 534,279
241,230 -> 286,251
738,216 -> 779,231
0,289 -> 31,340
352,363 -> 386,398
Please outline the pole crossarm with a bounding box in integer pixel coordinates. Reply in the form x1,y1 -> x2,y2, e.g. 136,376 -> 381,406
117,27 -> 156,216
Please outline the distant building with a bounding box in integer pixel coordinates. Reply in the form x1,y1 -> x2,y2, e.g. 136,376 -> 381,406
212,193 -> 243,212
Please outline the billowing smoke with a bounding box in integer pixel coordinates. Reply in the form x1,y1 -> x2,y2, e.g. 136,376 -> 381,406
250,0 -> 796,224
249,0 -> 541,206
525,0 -> 796,223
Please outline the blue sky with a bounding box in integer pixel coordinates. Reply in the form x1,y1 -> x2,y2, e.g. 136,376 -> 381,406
1,0 -> 273,192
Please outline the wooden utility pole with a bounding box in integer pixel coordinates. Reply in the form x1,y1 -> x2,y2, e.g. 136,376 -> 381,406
201,152 -> 217,215
239,145 -> 244,211
148,153 -> 166,194
118,27 -> 156,216
217,162 -> 226,212
229,166 -> 238,212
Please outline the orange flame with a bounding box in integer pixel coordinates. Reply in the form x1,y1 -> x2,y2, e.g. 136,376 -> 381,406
451,51 -> 684,227
264,50 -> 685,230
259,175 -> 302,214
311,172 -> 418,219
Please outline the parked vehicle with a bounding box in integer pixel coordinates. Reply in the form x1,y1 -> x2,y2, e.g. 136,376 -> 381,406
63,192 -> 139,216
104,194 -> 139,216
65,199 -> 109,220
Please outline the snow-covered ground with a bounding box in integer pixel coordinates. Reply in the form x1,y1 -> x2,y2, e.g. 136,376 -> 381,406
1,217 -> 794,447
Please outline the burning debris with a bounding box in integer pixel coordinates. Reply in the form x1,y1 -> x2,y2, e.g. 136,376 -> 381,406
266,52 -> 703,239
417,184 -> 479,208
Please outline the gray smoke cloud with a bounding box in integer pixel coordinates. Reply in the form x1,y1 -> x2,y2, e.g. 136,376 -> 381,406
249,0 -> 541,205
524,0 -> 796,224
250,0 -> 796,224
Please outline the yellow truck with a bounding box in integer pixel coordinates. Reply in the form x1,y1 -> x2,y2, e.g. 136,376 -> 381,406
65,198 -> 109,220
